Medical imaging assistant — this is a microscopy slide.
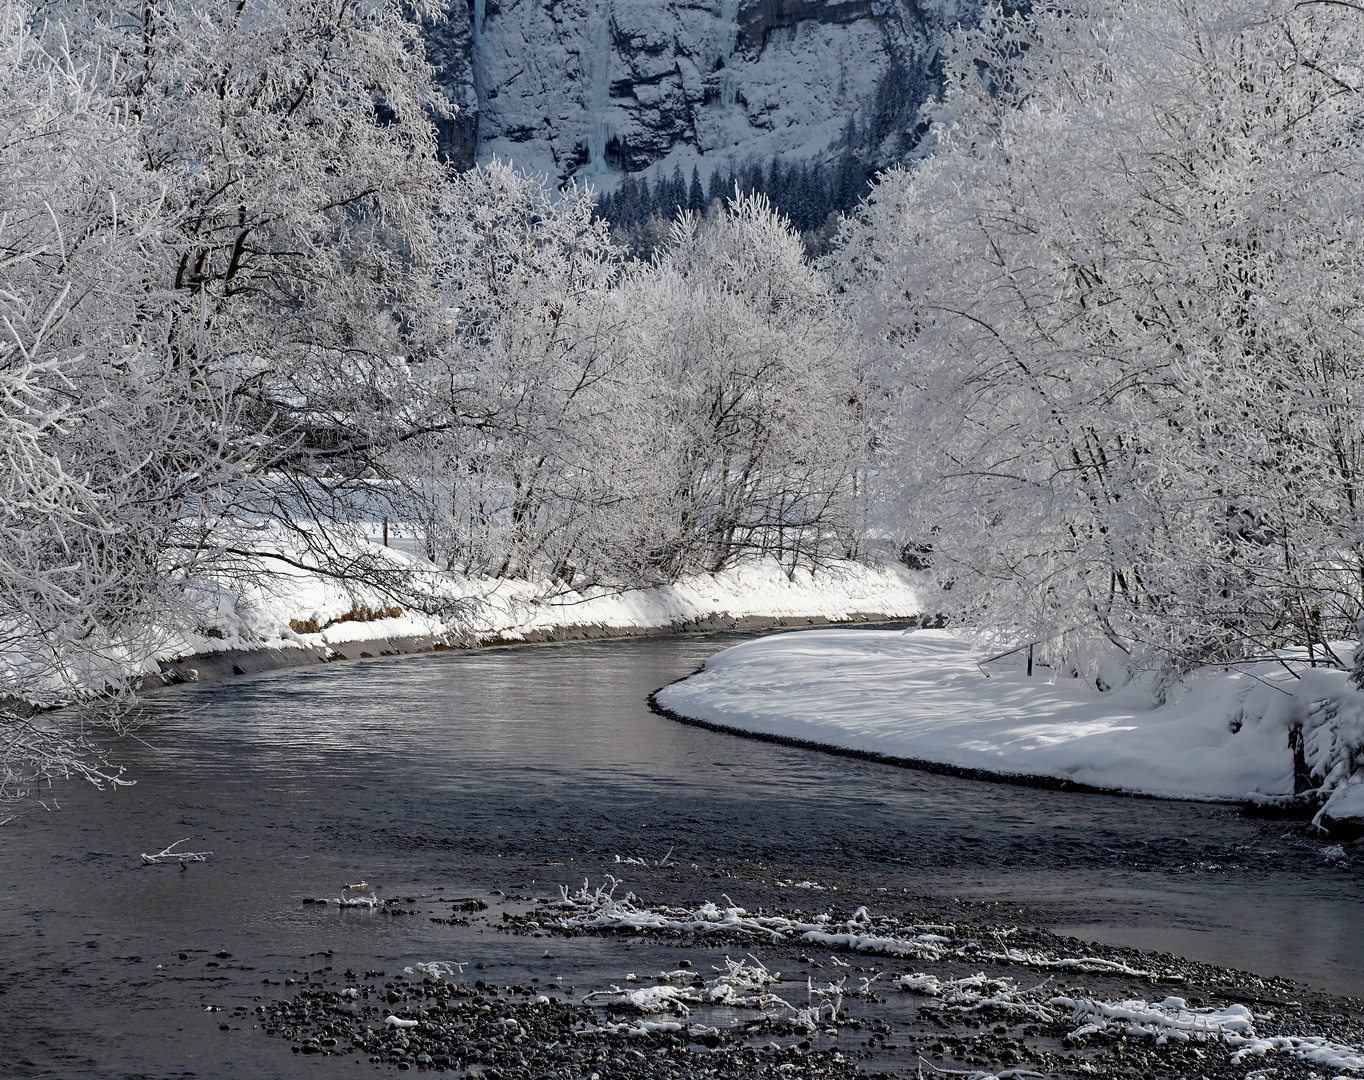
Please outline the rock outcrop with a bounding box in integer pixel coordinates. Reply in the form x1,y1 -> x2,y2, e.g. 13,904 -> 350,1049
427,0 -> 976,186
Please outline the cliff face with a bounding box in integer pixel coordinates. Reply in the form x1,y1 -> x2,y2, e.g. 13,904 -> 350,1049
428,0 -> 972,186
423,9 -> 481,168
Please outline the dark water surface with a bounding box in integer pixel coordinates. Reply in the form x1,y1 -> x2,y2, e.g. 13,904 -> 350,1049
2,632 -> 1361,1077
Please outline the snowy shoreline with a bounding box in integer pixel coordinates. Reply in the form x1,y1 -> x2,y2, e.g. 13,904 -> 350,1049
144,610 -> 916,692
648,684 -> 1136,800
653,629 -> 1364,830
140,559 -> 925,692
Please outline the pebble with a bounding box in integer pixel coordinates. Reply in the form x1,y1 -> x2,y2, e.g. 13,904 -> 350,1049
262,974 -> 868,1078
258,890 -> 1364,1079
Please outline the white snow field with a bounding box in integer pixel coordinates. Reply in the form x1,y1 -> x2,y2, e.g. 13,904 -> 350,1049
655,629 -> 1364,824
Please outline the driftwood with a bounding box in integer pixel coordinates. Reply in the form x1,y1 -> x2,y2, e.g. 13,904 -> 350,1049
140,838 -> 212,866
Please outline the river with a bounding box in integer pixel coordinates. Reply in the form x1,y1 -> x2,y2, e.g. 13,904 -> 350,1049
1,631 -> 1360,1077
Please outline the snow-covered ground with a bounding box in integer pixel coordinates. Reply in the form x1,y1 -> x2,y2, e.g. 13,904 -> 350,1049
654,629 -> 1364,826
156,533 -> 923,671
463,559 -> 921,642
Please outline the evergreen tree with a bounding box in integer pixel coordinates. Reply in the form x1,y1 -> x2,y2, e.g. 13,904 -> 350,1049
834,142 -> 865,213
688,166 -> 705,212
742,160 -> 764,196
615,175 -> 638,224
767,156 -> 784,207
790,162 -> 812,231
636,175 -> 652,221
594,187 -> 615,224
706,166 -> 724,207
670,164 -> 687,217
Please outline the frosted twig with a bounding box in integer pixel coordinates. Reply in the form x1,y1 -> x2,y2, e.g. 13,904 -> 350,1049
415,961 -> 466,980
547,882 -> 1179,980
807,975 -> 846,1022
317,892 -> 380,908
855,972 -> 882,997
140,838 -> 212,865
915,1059 -> 1043,1079
978,946 -> 1158,977
582,954 -> 791,1015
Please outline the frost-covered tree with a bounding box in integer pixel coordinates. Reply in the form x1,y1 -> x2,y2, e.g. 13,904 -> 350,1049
618,192 -> 869,579
34,0 -> 453,578
1355,621 -> 1364,691
416,162 -> 628,582
0,0 -> 454,797
0,0 -> 875,795
416,175 -> 867,587
842,0 -> 1364,679
0,2 -> 226,794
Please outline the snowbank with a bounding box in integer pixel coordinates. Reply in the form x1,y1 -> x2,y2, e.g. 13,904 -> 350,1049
654,629 -> 1364,826
150,537 -> 923,677
465,560 -> 922,643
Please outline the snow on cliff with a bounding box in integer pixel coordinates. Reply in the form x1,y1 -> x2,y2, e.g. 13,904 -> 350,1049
426,0 -> 974,183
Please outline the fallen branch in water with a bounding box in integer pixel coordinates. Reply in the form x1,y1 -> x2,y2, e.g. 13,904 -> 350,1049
140,838 -> 212,865
581,955 -> 791,1017
315,891 -> 380,908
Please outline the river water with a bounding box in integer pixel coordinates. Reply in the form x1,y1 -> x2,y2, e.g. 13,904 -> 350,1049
1,631 -> 1361,1077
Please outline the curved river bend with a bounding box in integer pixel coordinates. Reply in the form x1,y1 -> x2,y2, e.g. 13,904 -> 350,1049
1,631 -> 1360,1077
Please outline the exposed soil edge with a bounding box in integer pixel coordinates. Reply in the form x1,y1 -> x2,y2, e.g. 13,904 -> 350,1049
142,611 -> 918,693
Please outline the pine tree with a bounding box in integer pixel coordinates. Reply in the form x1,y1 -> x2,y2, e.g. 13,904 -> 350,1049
742,161 -> 764,197
767,156 -> 784,207
706,166 -> 724,208
670,164 -> 687,217
636,175 -> 652,222
688,166 -> 705,212
790,162 -> 812,231
615,175 -> 638,225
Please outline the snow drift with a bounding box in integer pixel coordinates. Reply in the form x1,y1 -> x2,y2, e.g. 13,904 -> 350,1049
654,629 -> 1364,828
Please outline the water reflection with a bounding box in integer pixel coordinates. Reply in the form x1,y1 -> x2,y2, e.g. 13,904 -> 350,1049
131,638 -> 1364,984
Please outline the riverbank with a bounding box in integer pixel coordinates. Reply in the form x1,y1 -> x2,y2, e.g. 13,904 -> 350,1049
653,628 -> 1364,831
143,558 -> 923,691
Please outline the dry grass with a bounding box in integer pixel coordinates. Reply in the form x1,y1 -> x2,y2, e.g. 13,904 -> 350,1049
289,605 -> 403,635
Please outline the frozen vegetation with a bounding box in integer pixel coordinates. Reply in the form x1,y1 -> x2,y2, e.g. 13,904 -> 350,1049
0,0 -> 879,796
535,881 -> 1364,1073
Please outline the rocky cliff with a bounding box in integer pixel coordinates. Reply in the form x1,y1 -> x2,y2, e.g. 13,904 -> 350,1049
425,0 -> 977,189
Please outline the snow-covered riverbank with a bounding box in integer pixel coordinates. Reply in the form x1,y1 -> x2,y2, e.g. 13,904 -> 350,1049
144,551 -> 923,687
654,629 -> 1364,829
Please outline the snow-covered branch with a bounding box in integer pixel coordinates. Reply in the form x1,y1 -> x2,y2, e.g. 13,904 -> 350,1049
840,0 -> 1364,683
